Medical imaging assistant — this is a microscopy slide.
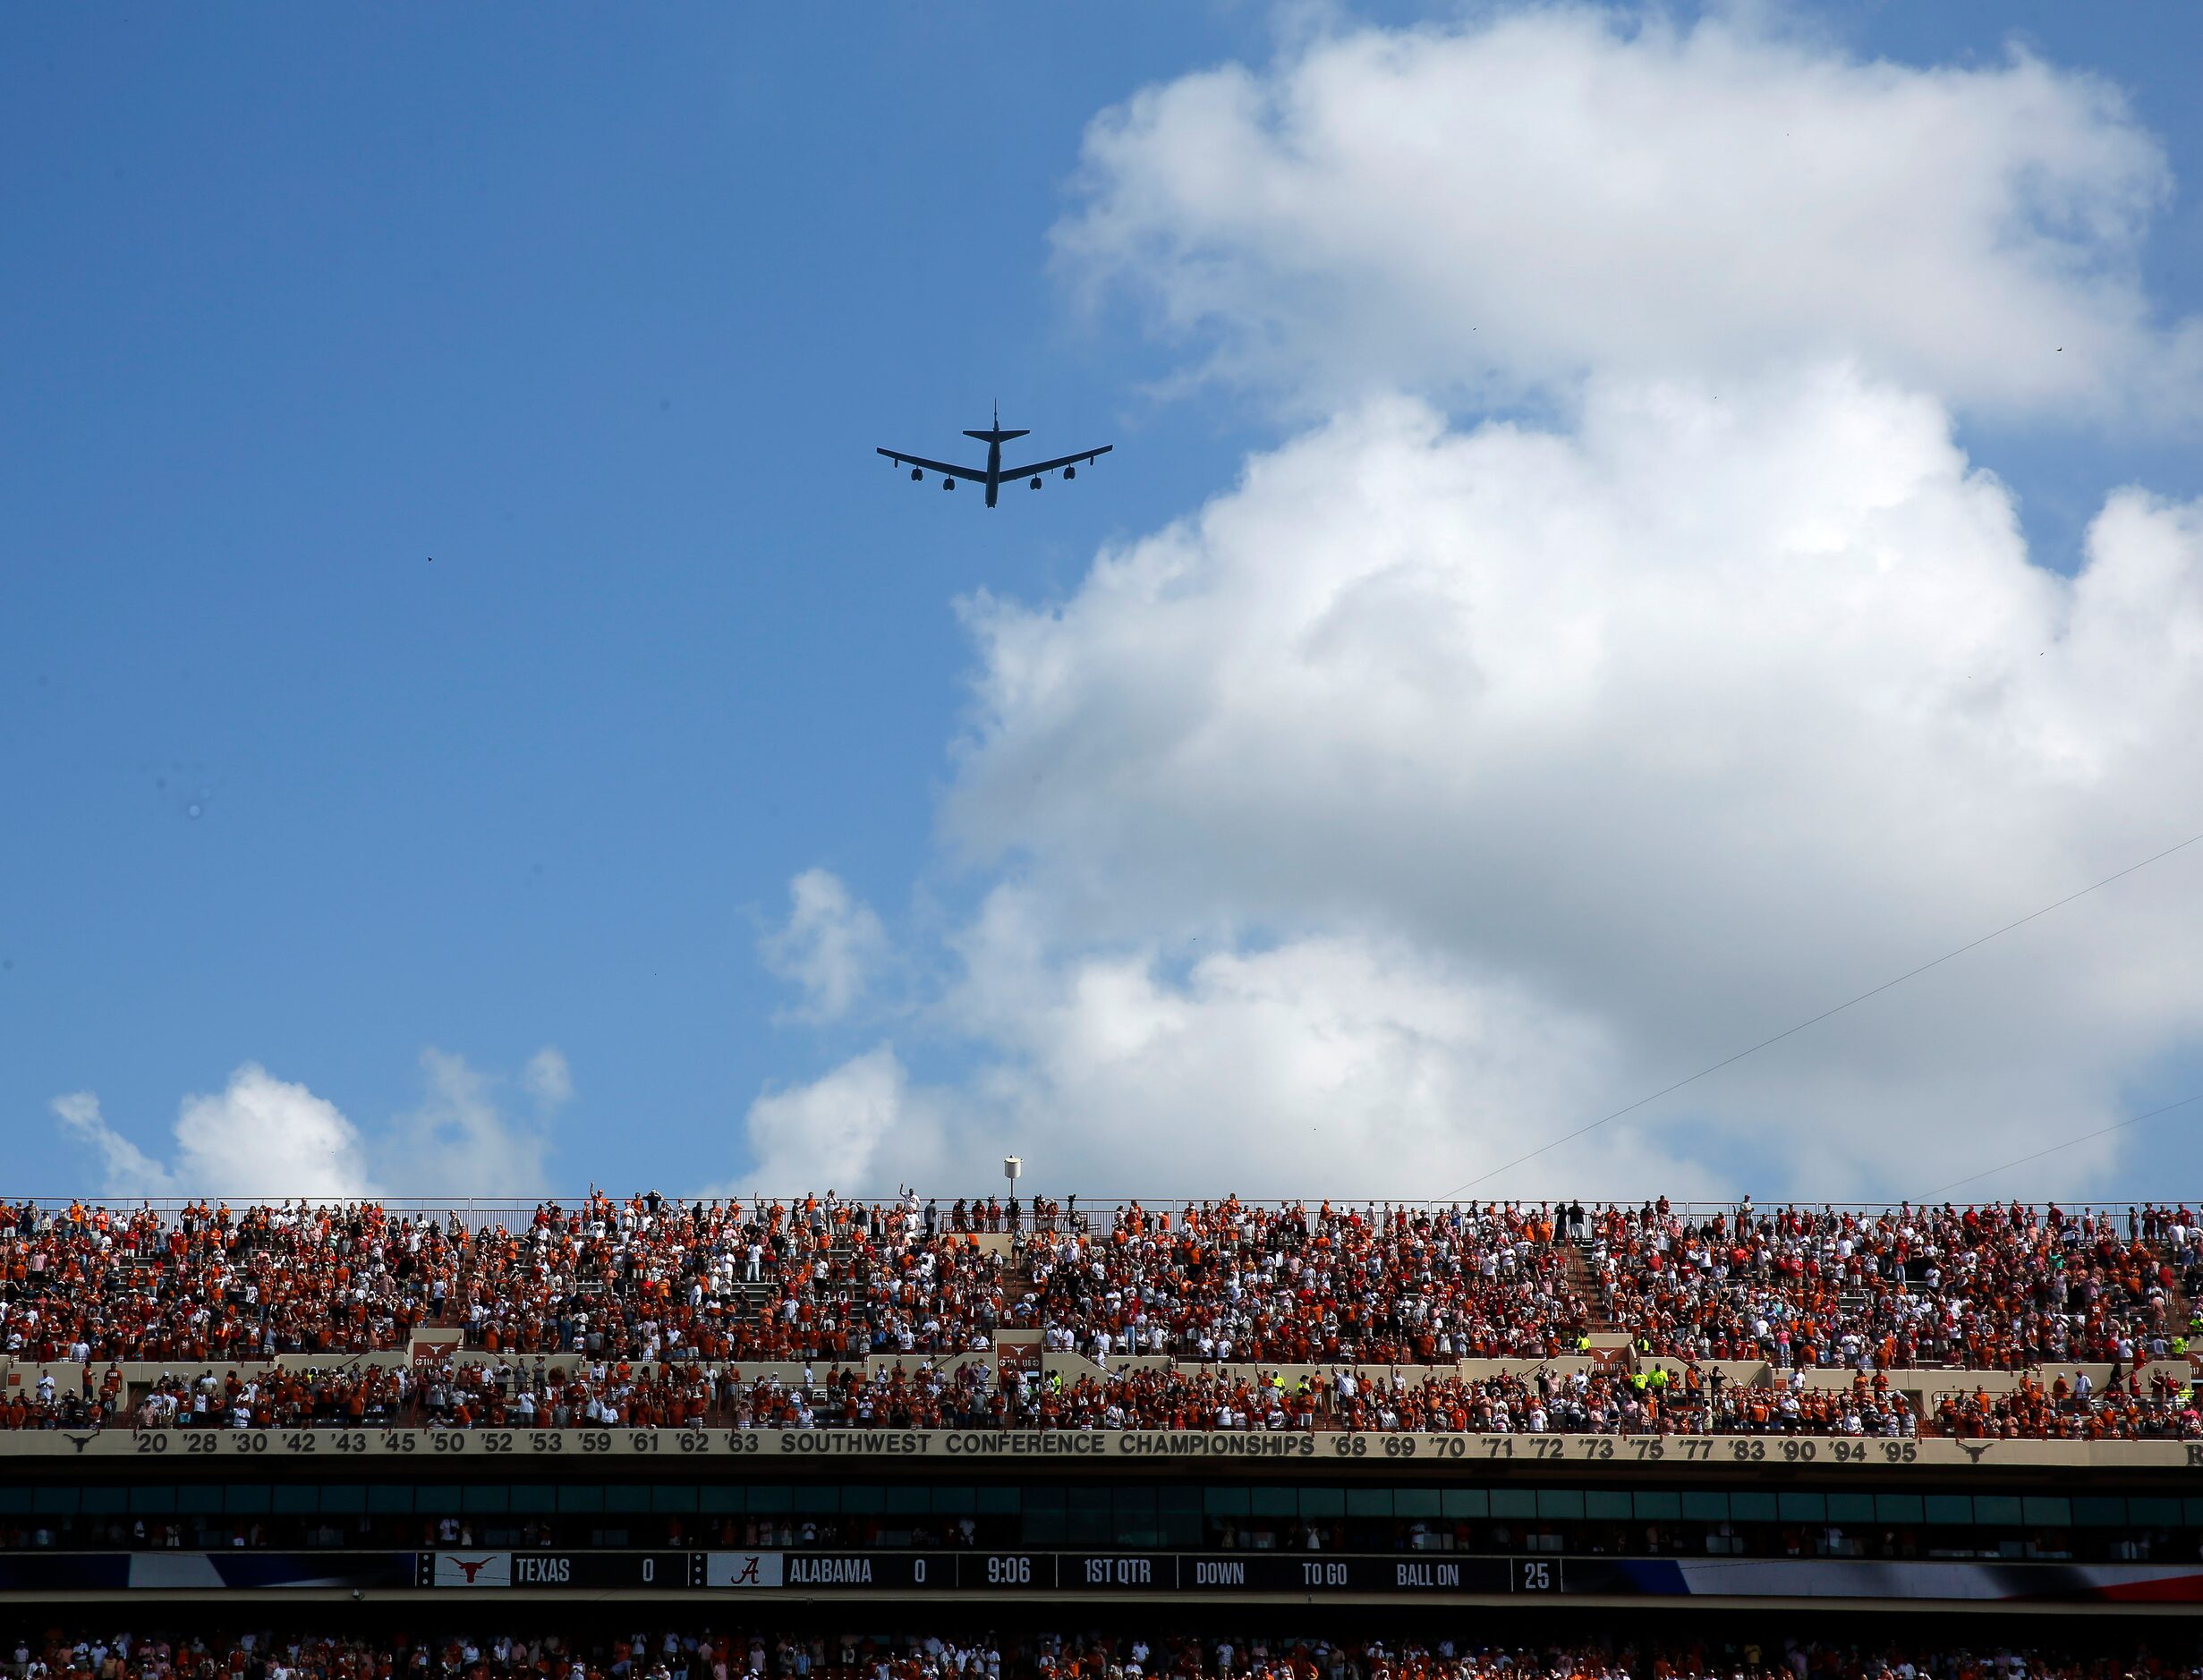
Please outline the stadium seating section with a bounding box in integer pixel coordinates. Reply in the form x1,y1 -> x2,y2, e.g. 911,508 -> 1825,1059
3,1194 -> 2199,1441
5,1629 -> 2199,1680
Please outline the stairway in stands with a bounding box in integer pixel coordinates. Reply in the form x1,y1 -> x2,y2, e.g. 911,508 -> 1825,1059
1564,1237 -> 1620,1335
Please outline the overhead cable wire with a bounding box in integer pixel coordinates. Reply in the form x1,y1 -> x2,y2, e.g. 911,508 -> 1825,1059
1927,1092 -> 2203,1197
1441,825 -> 2203,1199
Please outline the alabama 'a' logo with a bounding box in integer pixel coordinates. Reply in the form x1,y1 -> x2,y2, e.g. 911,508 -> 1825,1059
731,1556 -> 761,1584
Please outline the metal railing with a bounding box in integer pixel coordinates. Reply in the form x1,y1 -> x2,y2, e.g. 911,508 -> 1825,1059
2,1193 -> 2188,1227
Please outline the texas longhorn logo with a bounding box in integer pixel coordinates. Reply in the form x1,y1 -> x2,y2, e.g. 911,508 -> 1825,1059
448,1557 -> 498,1583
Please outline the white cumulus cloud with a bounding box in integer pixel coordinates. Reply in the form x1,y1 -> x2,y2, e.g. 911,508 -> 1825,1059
733,8 -> 2203,1201
523,1046 -> 574,1109
758,869 -> 889,1023
54,1050 -> 569,1201
729,1044 -> 941,1196
50,1090 -> 176,1197
1058,6 -> 2201,418
382,1048 -> 558,1196
168,1064 -> 375,1198
747,368 -> 2203,1200
936,373 -> 2203,1195
941,893 -> 1695,1199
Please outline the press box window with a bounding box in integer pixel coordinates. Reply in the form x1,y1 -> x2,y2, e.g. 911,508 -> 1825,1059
1021,1487 -> 1065,1545
1160,1488 -> 1202,1545
1064,1487 -> 1112,1544
1114,1487 -> 1162,1548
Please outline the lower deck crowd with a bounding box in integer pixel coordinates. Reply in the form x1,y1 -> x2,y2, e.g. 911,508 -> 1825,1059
8,1353 -> 2199,1443
3,1631 -> 2199,1680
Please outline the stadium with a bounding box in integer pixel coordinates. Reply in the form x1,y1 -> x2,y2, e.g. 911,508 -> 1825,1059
4,1191 -> 2201,1679
18,0 -> 2203,1675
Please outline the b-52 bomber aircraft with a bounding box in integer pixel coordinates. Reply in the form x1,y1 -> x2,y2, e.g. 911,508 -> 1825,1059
878,406 -> 1111,507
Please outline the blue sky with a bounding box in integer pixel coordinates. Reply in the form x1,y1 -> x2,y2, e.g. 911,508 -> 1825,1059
6,4 -> 2203,1202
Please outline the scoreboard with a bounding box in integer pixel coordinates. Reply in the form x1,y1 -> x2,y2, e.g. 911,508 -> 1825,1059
6,1548 -> 2203,1607
421,1548 -> 1552,1594
7,1426 -> 2202,1615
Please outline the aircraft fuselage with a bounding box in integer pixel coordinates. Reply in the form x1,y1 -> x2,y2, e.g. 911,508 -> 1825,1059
962,426 -> 1028,508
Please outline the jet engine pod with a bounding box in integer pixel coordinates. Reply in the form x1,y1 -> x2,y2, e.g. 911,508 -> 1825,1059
1063,466 -> 1076,480
943,476 -> 956,488
910,467 -> 923,481
1030,477 -> 1042,489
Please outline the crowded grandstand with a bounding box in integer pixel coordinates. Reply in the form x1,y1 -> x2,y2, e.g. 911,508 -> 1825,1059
8,1630 -> 2203,1680
6,1189 -> 2203,1630
1,1194 -> 2197,1441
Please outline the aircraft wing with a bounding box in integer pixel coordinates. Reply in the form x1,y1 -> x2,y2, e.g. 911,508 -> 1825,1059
878,447 -> 988,484
999,444 -> 1113,479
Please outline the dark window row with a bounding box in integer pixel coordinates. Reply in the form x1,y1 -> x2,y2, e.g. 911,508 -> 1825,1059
1205,1488 -> 2178,1529
3,1484 -> 2197,1531
0,1483 -> 1012,1518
